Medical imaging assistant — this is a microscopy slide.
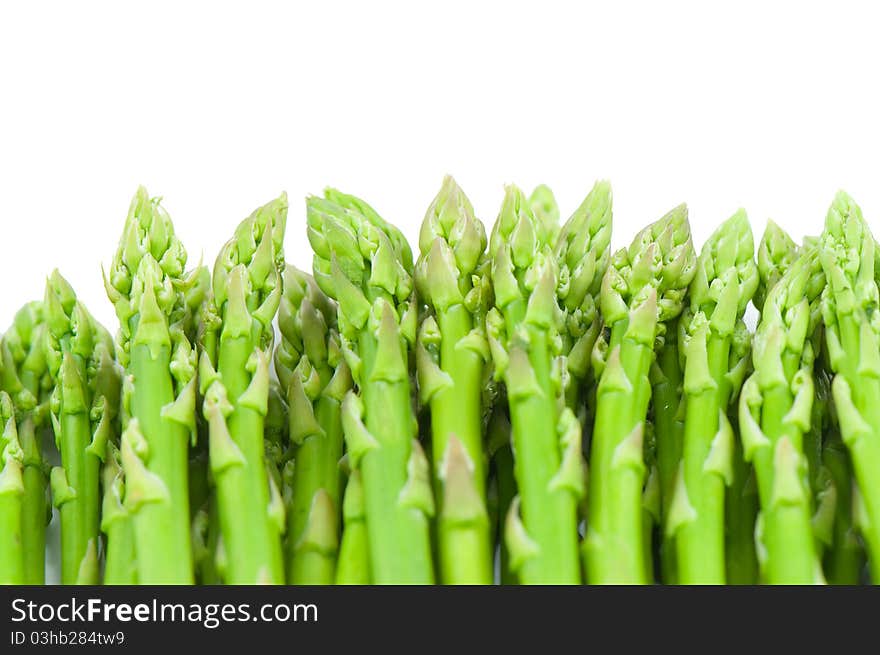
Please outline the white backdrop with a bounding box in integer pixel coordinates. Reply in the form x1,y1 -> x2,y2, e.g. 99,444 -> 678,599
2,1 -> 879,332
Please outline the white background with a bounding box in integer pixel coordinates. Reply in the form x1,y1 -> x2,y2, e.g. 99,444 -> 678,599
2,1 -> 880,332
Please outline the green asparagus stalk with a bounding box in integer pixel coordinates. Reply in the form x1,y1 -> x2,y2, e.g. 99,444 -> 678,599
436,435 -> 491,583
101,441 -> 137,584
787,245 -> 829,562
199,195 -> 287,584
724,220 -> 793,584
557,182 -> 613,571
489,183 -> 577,585
104,186 -> 198,584
585,204 -> 696,584
335,469 -> 371,584
670,211 -> 758,584
276,265 -> 351,584
414,176 -> 492,584
755,221 -> 798,313
45,274 -> 97,585
1,302 -> 52,584
488,182 -> 610,584
739,246 -> 824,584
0,392 -> 25,584
307,189 -> 434,584
45,271 -> 118,584
817,191 -> 880,581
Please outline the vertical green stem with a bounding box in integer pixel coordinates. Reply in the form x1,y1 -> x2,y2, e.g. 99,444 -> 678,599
291,542 -> 336,584
104,519 -> 137,585
288,395 -> 343,584
336,471 -> 371,585
58,409 -> 98,584
677,336 -> 730,584
508,329 -> 580,584
19,418 -> 47,584
215,335 -> 283,584
129,342 -> 193,584
587,322 -> 653,584
676,391 -> 725,583
432,304 -> 492,584
433,305 -> 485,495
754,378 -> 816,584
358,332 -> 434,584
0,476 -> 24,584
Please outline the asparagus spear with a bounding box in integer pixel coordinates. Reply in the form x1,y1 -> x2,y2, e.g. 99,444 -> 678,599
488,182 -> 610,584
414,176 -> 492,584
45,271 -> 118,584
0,391 -> 25,584
670,211 -> 758,584
1,302 -> 51,584
276,265 -> 351,584
739,246 -> 824,584
585,204 -> 695,584
724,220 -> 793,584
199,195 -> 287,584
335,469 -> 371,584
104,186 -> 198,584
818,191 -> 880,581
557,182 -> 613,571
307,189 -> 434,584
101,441 -> 137,584
755,221 -> 798,313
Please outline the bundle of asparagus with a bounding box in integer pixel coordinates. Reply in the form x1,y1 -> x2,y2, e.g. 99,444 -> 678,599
2,181 -> 880,585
